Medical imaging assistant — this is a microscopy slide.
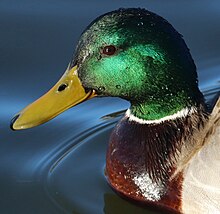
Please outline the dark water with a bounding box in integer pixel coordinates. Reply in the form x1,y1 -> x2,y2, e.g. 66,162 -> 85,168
0,0 -> 220,213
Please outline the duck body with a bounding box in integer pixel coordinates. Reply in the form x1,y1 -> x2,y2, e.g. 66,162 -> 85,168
106,100 -> 220,213
182,100 -> 220,214
11,8 -> 220,214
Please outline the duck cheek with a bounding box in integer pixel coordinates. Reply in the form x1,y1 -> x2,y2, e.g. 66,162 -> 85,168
96,86 -> 106,95
78,68 -> 96,88
80,72 -> 107,95
107,85 -> 128,98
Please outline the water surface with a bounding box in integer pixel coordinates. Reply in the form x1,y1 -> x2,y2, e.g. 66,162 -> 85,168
0,1 -> 220,213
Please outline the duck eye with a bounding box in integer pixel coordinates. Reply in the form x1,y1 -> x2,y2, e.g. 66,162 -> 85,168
102,45 -> 117,56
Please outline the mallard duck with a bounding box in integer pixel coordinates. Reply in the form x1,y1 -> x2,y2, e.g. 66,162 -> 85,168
11,8 -> 220,214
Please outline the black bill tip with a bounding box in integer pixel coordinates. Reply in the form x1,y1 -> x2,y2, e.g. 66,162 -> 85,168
10,114 -> 20,131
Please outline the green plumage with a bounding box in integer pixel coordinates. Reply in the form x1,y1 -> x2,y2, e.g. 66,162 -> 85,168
73,8 -> 205,120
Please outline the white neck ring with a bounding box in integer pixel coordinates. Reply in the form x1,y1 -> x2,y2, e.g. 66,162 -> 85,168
125,107 -> 196,125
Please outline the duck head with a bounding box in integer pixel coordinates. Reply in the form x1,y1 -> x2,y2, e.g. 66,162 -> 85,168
11,8 -> 204,130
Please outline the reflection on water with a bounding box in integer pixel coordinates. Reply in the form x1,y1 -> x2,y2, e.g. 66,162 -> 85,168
0,0 -> 220,213
199,64 -> 220,107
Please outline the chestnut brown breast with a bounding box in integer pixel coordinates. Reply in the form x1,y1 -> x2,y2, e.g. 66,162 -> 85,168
106,117 -> 185,213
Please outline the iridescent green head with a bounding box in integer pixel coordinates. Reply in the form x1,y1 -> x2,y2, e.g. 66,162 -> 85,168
11,8 -> 206,131
73,8 -> 204,120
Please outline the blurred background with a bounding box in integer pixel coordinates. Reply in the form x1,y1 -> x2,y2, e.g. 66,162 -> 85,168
0,0 -> 220,213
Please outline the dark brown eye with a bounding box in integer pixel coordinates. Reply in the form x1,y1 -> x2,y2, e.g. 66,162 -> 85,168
102,45 -> 117,56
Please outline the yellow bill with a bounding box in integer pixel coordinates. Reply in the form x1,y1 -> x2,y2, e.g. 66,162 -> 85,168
11,65 -> 96,130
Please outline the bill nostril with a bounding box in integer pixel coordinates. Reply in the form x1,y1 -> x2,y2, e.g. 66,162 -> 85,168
58,83 -> 68,92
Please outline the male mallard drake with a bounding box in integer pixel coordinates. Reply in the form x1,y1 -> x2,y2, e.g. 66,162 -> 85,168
11,8 -> 220,214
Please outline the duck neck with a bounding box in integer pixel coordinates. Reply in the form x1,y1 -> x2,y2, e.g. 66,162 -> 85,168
106,103 -> 208,205
130,96 -> 191,121
126,103 -> 207,180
